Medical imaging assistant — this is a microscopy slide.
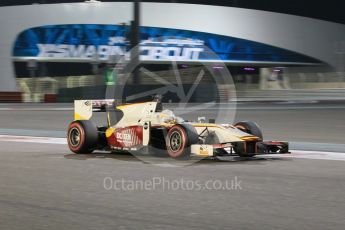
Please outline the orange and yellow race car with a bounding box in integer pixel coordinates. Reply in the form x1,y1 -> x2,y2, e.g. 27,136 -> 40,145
67,98 -> 289,158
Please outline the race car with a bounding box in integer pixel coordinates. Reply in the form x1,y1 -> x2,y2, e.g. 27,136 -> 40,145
67,98 -> 289,158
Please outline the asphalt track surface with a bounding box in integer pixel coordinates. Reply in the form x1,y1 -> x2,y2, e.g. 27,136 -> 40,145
0,101 -> 344,146
0,102 -> 345,229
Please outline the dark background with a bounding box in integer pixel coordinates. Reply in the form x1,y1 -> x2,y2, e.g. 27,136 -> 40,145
0,0 -> 344,24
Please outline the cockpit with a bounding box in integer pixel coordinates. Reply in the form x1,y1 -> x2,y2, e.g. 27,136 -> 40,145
158,109 -> 184,124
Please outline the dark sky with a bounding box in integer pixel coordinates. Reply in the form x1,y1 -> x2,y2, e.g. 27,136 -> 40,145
1,0 -> 344,24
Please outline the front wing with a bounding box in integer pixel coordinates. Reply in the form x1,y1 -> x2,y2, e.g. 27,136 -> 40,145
256,141 -> 289,154
191,141 -> 289,157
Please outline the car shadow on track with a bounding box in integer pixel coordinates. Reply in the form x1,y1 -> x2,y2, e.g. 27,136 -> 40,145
64,151 -> 292,166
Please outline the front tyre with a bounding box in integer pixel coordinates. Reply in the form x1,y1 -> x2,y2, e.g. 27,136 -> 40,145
234,121 -> 263,140
67,120 -> 98,154
234,121 -> 263,157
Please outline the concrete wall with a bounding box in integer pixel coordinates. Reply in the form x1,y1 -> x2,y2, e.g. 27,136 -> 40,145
0,2 -> 345,91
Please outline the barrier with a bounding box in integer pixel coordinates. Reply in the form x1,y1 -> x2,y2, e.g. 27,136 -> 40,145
57,84 -> 219,103
44,94 -> 57,103
0,92 -> 22,102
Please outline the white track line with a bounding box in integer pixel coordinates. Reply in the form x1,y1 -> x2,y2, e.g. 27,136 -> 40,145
0,108 -> 72,111
263,150 -> 345,161
0,135 -> 66,145
0,135 -> 344,161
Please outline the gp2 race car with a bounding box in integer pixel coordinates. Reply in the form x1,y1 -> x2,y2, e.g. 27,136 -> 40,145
67,98 -> 289,158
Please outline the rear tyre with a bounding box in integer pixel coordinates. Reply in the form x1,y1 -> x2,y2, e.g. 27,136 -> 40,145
67,120 -> 98,154
165,124 -> 198,159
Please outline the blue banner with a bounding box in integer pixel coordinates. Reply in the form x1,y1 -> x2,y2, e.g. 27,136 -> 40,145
13,24 -> 321,64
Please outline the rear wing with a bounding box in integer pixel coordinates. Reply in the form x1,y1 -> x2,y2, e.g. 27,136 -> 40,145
74,99 -> 117,120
